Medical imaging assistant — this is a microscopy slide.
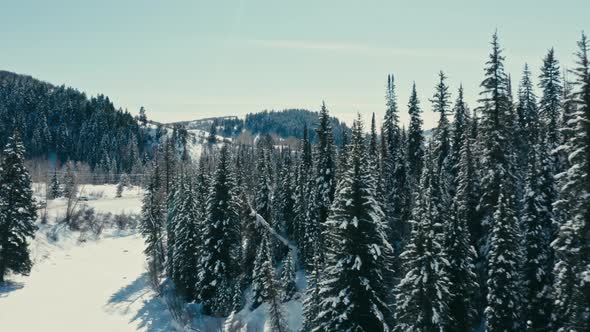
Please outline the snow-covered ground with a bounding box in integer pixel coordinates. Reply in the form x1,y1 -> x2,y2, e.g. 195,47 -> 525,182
0,232 -> 171,332
0,184 -> 174,332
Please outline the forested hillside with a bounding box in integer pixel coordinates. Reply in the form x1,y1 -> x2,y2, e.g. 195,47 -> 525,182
176,108 -> 351,145
244,108 -> 350,144
0,71 -> 151,173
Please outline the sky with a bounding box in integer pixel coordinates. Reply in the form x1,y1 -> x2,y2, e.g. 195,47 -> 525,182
1,0 -> 589,129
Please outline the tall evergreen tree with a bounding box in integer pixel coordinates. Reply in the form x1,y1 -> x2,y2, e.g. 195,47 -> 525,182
140,160 -> 166,281
448,130 -> 481,330
280,250 -> 297,302
301,243 -> 322,332
274,148 -> 295,242
394,151 -> 451,332
407,83 -> 425,183
197,145 -> 242,316
430,71 -> 452,176
477,32 -> 515,255
172,178 -> 201,301
315,116 -> 392,332
0,132 -> 38,283
539,48 -> 563,149
551,32 -> 590,332
450,85 -> 471,189
307,102 -> 336,264
484,177 -> 523,331
521,137 -> 554,330
294,124 -> 313,268
251,231 -> 273,310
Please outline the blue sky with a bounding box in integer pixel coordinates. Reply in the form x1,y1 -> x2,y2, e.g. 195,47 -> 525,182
1,0 -> 588,128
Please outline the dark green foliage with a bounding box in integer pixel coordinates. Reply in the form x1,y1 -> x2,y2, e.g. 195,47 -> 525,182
0,133 -> 38,283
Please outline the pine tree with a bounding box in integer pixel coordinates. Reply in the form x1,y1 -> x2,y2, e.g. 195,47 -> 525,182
407,83 -> 425,184
521,138 -> 554,330
172,178 -> 201,301
48,170 -> 61,199
294,124 -> 313,268
0,132 -> 38,283
383,73 -> 400,163
448,130 -> 480,330
140,160 -> 166,282
450,85 -> 471,185
538,47 -> 563,149
195,155 -> 210,220
315,116 -> 392,332
165,175 -> 180,279
337,124 -> 350,182
197,145 -> 242,316
251,231 -> 273,309
477,32 -> 515,255
430,71 -> 452,176
394,151 -> 451,332
274,148 -> 295,242
551,32 -> 590,332
280,250 -> 297,302
301,243 -> 322,331
369,112 -> 379,162
484,177 -> 523,331
308,101 -> 336,264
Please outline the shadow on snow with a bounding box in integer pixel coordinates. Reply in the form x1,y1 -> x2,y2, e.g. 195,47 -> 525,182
105,273 -> 173,332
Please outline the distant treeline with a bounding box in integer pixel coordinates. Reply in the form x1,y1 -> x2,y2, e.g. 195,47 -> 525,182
0,71 -> 154,173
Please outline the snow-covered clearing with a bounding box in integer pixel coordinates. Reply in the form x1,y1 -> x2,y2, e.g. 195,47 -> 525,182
0,233 -> 172,332
0,184 -> 173,332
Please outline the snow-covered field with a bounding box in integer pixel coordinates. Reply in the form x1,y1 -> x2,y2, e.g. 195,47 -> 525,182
0,184 -> 174,332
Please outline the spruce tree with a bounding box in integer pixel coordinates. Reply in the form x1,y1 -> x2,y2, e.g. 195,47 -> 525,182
450,85 -> 471,186
251,230 -> 286,330
315,116 -> 392,332
308,101 -> 336,264
172,178 -> 201,301
484,177 -> 523,331
521,138 -> 554,330
551,32 -> 590,332
0,133 -> 38,283
165,174 -> 180,279
293,124 -> 313,267
140,160 -> 166,281
539,47 -> 563,149
449,130 -> 480,330
280,250 -> 297,302
477,32 -> 515,255
301,244 -> 322,331
274,148 -> 295,257
197,145 -> 242,316
430,71 -> 452,176
407,83 -> 425,184
394,151 -> 451,332
49,170 -> 61,199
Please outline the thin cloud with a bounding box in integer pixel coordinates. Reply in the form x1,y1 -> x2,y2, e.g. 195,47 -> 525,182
245,39 -> 481,61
